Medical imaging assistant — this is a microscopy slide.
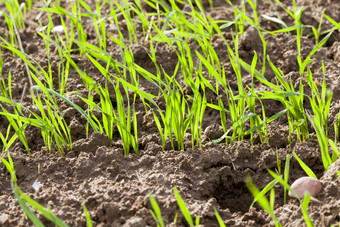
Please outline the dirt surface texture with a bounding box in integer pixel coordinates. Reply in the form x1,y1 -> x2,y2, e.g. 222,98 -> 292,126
1,0 -> 340,226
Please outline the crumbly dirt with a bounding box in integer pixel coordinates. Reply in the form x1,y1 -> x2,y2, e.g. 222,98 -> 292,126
0,0 -> 340,226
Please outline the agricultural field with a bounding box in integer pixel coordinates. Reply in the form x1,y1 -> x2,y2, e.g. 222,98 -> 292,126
0,0 -> 340,226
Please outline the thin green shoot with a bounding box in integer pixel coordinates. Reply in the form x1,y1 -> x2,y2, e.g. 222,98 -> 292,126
329,139 -> 339,163
214,208 -> 226,227
301,192 -> 313,227
173,187 -> 198,227
149,194 -> 165,227
83,203 -> 93,227
245,175 -> 281,227
293,152 -> 317,178
249,178 -> 279,210
1,151 -> 69,227
270,189 -> 275,211
267,169 -> 302,204
283,154 -> 290,204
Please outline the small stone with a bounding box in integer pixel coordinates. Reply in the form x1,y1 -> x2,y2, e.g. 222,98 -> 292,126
0,213 -> 9,224
52,25 -> 64,34
32,181 -> 43,191
289,177 -> 323,199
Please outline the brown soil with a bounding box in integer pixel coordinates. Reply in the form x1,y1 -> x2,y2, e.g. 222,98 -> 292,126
1,0 -> 340,226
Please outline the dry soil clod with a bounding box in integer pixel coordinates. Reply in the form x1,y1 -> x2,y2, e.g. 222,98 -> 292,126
288,176 -> 323,200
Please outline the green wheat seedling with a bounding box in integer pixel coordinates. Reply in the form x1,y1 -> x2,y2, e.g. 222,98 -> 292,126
249,154 -> 290,209
47,28 -> 73,95
129,0 -> 161,44
1,151 -> 94,227
187,82 -> 207,148
149,194 -> 165,227
0,123 -> 24,153
305,69 -> 332,138
0,100 -> 30,153
36,32 -> 97,95
283,154 -> 290,204
245,52 -> 269,146
83,44 -> 159,109
298,30 -> 333,76
249,178 -> 279,210
266,169 -> 315,226
161,77 -> 192,151
214,208 -> 226,227
267,57 -> 309,142
135,60 -> 194,151
141,65 -> 200,151
1,86 -> 73,155
37,4 -> 71,57
273,0 -> 334,76
196,52 -> 237,144
173,187 -> 200,227
99,34 -> 140,87
82,43 -> 159,129
293,152 -> 317,178
0,38 -> 76,154
130,0 -> 155,43
32,87 -> 72,154
110,1 -> 138,45
306,111 -> 331,171
114,83 -> 139,155
197,47 -> 269,145
36,22 -> 52,58
0,58 -> 8,98
301,192 -> 313,227
79,0 -> 107,50
149,1 -> 214,49
0,69 -> 30,153
83,203 -> 93,227
149,191 -> 227,227
57,56 -> 71,95
236,54 -> 330,146
81,81 -> 138,156
224,0 -> 269,73
70,0 -> 87,55
82,53 -> 140,155
38,2 -> 87,55
304,68 -> 334,170
207,24 -> 272,144
1,11 -> 18,49
144,0 -> 171,13
106,1 -> 130,42
2,0 -> 26,29
334,112 -> 340,144
245,175 -> 281,227
0,71 -> 29,153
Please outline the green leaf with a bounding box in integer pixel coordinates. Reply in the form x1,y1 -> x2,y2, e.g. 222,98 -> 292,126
301,192 -> 313,227
214,208 -> 226,227
149,194 -> 165,227
293,152 -> 317,178
173,187 -> 194,227
262,14 -> 287,28
83,203 -> 92,227
249,178 -> 279,209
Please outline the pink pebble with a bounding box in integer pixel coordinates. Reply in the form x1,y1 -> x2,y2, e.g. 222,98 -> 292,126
288,177 -> 323,199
